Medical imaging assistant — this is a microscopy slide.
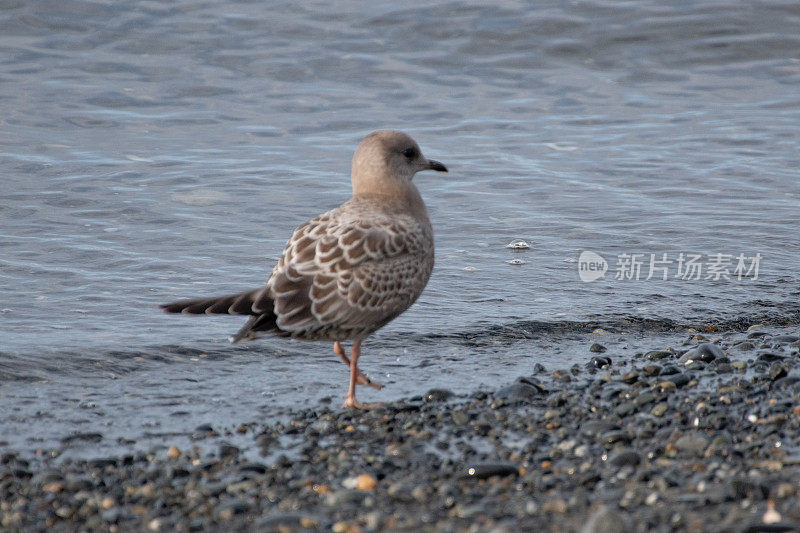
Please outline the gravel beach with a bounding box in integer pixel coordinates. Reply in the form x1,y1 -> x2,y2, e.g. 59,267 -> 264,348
3,326 -> 800,532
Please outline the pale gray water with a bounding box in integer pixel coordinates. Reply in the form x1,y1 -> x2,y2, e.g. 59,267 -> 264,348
1,0 -> 799,454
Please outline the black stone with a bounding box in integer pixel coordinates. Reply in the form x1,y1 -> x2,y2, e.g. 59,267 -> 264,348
667,374 -> 691,388
590,356 -> 612,369
424,389 -> 454,402
219,444 -> 240,459
757,352 -> 785,363
600,431 -> 632,446
607,449 -> 641,467
659,364 -> 680,376
461,463 -> 519,480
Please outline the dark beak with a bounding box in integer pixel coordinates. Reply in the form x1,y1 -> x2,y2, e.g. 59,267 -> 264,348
427,159 -> 448,172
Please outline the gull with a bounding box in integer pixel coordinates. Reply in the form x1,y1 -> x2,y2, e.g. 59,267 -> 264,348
161,130 -> 447,408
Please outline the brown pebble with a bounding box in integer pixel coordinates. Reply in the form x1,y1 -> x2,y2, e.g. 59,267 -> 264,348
542,499 -> 568,513
300,517 -> 319,528
167,446 -> 181,460
332,521 -> 361,533
355,474 -> 377,491
312,483 -> 330,495
43,482 -> 64,493
131,505 -> 147,516
657,381 -> 677,392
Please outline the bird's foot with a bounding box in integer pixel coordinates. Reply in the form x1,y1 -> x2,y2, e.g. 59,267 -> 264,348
342,396 -> 384,409
356,373 -> 384,391
334,342 -> 383,390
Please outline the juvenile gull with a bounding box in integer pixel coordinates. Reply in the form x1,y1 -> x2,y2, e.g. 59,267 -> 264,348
161,130 -> 447,408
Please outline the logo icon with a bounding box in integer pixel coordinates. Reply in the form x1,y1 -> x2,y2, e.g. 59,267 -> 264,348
578,251 -> 608,282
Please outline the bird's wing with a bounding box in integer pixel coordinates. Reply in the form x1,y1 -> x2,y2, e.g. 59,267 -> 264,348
267,207 -> 431,334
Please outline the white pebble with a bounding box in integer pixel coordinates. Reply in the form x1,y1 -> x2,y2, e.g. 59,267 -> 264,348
557,439 -> 576,453
763,502 -> 781,524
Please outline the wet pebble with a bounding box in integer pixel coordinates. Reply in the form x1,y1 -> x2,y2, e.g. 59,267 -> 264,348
590,356 -> 612,369
600,431 -> 632,447
769,363 -> 788,381
757,352 -> 785,363
641,364 -> 661,376
607,449 -> 641,467
679,343 -> 723,364
735,340 -> 757,350
424,389 -> 454,402
462,463 -> 519,480
580,506 -> 627,533
552,369 -> 572,382
645,350 -> 671,361
674,433 -> 709,455
659,364 -> 680,376
589,343 -> 607,353
666,373 -> 691,388
685,361 -> 707,372
633,392 -> 655,407
219,444 -> 240,459
495,378 -> 547,403
650,403 -> 668,417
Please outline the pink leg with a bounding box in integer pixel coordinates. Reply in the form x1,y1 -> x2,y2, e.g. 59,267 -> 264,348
342,340 -> 383,409
334,341 -> 382,390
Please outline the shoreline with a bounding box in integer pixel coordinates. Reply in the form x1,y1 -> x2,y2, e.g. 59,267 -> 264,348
2,328 -> 800,531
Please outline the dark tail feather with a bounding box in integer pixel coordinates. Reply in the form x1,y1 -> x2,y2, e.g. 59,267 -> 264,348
161,287 -> 281,343
160,287 -> 272,316
229,313 -> 282,343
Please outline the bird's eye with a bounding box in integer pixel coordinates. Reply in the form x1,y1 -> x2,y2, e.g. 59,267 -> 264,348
402,148 -> 416,159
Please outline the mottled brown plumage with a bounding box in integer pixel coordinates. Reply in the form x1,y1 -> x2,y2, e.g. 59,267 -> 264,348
161,130 -> 447,408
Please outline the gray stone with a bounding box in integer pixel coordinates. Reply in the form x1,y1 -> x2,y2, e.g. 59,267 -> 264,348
645,350 -> 671,361
607,449 -> 641,467
580,505 -> 628,533
674,433 -> 709,454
